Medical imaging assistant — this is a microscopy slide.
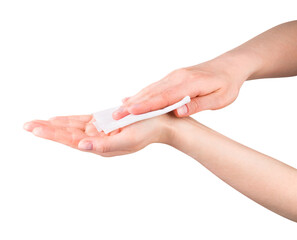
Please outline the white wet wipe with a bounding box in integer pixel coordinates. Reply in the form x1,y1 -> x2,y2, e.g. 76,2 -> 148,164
92,96 -> 190,134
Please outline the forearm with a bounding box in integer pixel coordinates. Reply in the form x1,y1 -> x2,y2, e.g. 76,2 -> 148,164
168,117 -> 297,221
213,21 -> 297,81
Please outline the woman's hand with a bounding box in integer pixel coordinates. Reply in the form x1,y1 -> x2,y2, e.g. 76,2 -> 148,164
112,55 -> 253,120
23,114 -> 173,157
113,21 -> 297,120
23,111 -> 297,221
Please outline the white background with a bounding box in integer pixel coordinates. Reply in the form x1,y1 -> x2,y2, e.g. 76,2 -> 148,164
0,0 -> 296,239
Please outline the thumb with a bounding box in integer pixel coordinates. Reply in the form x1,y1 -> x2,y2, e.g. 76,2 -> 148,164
174,93 -> 224,117
78,134 -> 127,155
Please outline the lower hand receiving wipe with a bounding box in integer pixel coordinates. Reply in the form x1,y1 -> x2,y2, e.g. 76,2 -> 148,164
93,96 -> 190,134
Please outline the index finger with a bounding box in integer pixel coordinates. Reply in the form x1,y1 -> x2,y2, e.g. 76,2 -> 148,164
126,90 -> 189,115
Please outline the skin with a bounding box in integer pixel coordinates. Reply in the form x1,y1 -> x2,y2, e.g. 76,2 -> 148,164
23,113 -> 297,222
23,115 -> 168,157
23,21 -> 297,221
112,20 -> 297,119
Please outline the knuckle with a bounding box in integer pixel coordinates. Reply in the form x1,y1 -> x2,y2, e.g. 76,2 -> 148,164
189,100 -> 200,113
171,68 -> 190,78
97,142 -> 109,154
188,73 -> 196,81
138,88 -> 149,97
169,68 -> 181,76
160,91 -> 171,105
144,91 -> 155,101
71,132 -> 83,146
70,132 -> 76,146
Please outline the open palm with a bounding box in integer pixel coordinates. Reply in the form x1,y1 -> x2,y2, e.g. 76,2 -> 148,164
24,114 -> 168,157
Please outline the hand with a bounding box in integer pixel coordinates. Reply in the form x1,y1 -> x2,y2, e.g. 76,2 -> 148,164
112,55 -> 250,120
23,114 -> 172,157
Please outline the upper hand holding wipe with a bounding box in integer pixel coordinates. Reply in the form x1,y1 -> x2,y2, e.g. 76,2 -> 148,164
112,60 -> 245,120
113,21 -> 297,121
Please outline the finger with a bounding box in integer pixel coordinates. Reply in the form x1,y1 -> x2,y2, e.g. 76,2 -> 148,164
125,92 -> 187,115
112,106 -> 130,120
50,115 -> 92,123
121,78 -> 171,112
113,97 -> 137,120
23,120 -> 49,132
108,128 -> 121,136
123,88 -> 160,108
124,79 -> 202,115
29,120 -> 86,134
78,133 -> 129,154
85,122 -> 104,136
32,125 -> 86,148
49,117 -> 86,130
174,92 -> 224,117
121,97 -> 130,103
123,68 -> 194,107
24,119 -> 86,132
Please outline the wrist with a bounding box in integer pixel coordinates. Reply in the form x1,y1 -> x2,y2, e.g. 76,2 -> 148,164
163,116 -> 204,153
154,113 -> 178,145
209,47 -> 263,86
155,113 -> 188,146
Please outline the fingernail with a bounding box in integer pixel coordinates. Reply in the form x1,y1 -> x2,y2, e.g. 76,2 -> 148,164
113,107 -> 125,119
177,105 -> 188,116
23,122 -> 33,131
79,141 -> 93,150
115,106 -> 125,114
32,127 -> 43,137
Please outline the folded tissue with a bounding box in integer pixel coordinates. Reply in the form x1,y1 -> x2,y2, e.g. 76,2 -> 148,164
92,96 -> 190,134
